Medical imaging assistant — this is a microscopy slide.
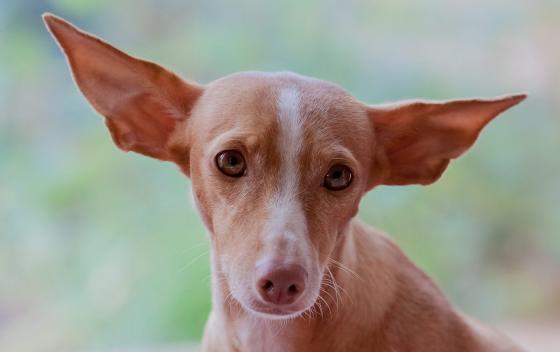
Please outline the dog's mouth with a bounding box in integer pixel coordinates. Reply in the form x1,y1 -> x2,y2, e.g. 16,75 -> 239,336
241,299 -> 315,320
232,288 -> 320,320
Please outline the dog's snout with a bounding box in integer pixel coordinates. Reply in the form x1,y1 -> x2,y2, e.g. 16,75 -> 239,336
256,261 -> 307,306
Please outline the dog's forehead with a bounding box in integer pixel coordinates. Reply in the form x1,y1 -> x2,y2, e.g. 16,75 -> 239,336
208,71 -> 357,110
196,71 -> 370,145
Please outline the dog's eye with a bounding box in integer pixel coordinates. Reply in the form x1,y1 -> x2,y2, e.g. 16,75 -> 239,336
324,164 -> 353,191
216,150 -> 246,177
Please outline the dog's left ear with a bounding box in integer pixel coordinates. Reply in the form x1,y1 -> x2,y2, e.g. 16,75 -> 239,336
43,13 -> 203,165
368,94 -> 526,186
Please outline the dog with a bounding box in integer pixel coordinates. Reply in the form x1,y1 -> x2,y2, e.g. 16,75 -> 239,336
43,13 -> 526,352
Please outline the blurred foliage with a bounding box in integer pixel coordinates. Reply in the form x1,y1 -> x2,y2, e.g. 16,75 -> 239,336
1,0 -> 559,351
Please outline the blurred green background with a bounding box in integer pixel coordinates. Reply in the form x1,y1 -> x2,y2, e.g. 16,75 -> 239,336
1,0 -> 559,351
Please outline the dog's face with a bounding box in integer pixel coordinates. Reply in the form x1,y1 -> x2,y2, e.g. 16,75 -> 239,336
44,14 -> 525,319
188,73 -> 372,317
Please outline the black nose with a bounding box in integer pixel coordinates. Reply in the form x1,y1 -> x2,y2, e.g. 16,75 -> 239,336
255,261 -> 307,306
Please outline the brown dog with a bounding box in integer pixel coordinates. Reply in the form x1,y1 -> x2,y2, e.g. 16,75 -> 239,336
44,13 -> 526,351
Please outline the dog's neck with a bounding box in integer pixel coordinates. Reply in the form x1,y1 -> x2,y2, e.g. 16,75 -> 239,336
208,218 -> 398,351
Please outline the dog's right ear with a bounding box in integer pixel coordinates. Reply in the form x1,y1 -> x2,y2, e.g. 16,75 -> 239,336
43,13 -> 203,169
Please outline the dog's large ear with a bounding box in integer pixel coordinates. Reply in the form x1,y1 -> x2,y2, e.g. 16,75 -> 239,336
43,13 -> 203,163
368,94 -> 526,186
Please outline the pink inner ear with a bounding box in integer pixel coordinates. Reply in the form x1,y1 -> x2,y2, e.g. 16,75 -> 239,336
106,93 -> 178,159
370,95 -> 526,186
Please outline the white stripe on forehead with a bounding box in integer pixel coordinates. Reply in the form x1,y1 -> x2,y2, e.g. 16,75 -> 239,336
261,87 -> 309,263
277,87 -> 303,177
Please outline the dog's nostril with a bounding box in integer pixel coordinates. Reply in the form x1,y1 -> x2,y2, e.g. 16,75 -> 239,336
262,280 -> 274,291
287,284 -> 298,295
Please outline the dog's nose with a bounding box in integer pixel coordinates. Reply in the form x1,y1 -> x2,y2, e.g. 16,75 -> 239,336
255,261 -> 307,306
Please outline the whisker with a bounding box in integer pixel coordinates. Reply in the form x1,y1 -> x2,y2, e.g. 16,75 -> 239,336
326,265 -> 351,312
179,242 -> 208,255
318,289 -> 334,317
320,285 -> 338,314
177,250 -> 209,274
328,257 -> 364,282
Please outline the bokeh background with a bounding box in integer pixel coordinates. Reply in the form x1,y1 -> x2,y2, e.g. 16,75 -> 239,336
1,0 -> 559,351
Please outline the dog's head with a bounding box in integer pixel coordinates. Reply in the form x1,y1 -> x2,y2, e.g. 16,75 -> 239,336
44,14 -> 525,319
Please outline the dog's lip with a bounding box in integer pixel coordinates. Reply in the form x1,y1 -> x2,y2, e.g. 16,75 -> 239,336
245,304 -> 305,319
243,299 -> 310,319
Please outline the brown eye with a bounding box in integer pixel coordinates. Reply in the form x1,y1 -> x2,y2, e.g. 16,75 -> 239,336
324,164 -> 352,191
216,150 -> 246,177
